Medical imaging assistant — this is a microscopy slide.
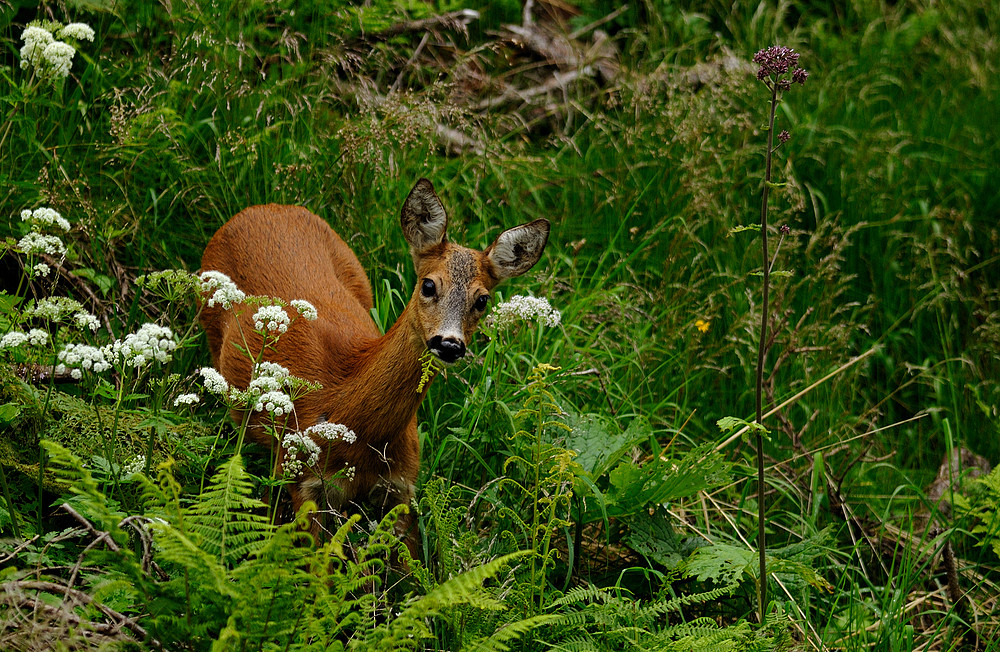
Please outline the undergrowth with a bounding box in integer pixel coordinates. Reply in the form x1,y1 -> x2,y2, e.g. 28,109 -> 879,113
1,0 -> 998,650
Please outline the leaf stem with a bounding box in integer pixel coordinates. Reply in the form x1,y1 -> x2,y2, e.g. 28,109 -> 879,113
755,80 -> 780,623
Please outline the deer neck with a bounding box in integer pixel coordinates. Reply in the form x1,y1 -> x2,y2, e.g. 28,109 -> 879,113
332,302 -> 433,442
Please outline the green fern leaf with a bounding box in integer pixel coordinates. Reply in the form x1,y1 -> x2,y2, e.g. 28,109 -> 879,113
460,614 -> 562,652
186,454 -> 272,567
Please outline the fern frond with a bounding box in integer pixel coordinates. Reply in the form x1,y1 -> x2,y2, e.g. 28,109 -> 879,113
415,550 -> 530,616
635,582 -> 739,619
459,614 -> 561,652
147,522 -> 236,599
662,619 -> 753,651
40,440 -> 121,529
548,583 -> 620,608
187,454 -> 271,567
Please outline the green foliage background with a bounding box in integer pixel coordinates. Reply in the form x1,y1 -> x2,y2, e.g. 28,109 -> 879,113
0,0 -> 998,649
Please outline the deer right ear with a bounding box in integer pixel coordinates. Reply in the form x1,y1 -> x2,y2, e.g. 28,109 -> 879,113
486,218 -> 550,280
401,179 -> 448,255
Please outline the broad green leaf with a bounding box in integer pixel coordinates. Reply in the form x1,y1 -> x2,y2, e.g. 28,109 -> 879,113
563,412 -> 649,478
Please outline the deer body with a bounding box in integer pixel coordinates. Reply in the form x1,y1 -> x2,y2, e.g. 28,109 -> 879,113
200,179 -> 549,551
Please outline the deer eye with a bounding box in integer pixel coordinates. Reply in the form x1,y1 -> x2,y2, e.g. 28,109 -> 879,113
473,295 -> 489,312
421,279 -> 436,298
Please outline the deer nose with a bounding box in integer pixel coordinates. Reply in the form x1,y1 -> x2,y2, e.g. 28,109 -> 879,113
428,335 -> 466,364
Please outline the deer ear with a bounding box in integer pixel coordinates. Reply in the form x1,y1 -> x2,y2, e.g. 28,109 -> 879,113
486,219 -> 550,280
401,179 -> 448,255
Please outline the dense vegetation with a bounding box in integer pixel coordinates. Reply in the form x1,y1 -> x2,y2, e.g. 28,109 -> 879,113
1,0 -> 998,649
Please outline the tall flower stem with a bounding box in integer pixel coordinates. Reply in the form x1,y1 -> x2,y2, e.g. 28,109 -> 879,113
754,81 -> 779,623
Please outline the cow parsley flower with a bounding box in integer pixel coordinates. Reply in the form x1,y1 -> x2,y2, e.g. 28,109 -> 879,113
107,323 -> 176,367
43,41 -> 75,78
486,295 -> 562,330
0,332 -> 29,350
305,422 -> 357,444
248,361 -> 293,396
74,311 -> 100,332
19,23 -> 79,81
121,455 -> 146,478
58,342 -> 111,375
19,26 -> 53,71
30,297 -> 83,322
21,207 -> 71,232
291,299 -> 318,321
200,271 -> 246,309
255,360 -> 290,380
17,232 -> 67,258
59,23 -> 95,42
247,374 -> 283,395
33,263 -> 51,277
174,393 -> 200,407
281,430 -> 322,478
253,305 -> 290,333
254,390 -> 294,417
200,367 -> 229,394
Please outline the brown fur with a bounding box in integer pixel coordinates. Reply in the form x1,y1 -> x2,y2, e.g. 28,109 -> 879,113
200,180 -> 549,556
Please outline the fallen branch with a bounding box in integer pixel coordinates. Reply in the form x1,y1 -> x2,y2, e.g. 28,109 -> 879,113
473,65 -> 594,111
370,9 -> 479,40
2,580 -> 160,649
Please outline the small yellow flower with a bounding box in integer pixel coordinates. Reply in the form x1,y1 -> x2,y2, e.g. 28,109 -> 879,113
695,319 -> 711,333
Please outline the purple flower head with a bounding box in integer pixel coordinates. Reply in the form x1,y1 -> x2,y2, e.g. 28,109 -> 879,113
753,46 -> 800,78
780,224 -> 791,235
778,130 -> 791,144
792,68 -> 809,85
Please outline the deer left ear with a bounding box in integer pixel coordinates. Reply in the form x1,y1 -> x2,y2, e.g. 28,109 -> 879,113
401,178 -> 448,256
486,219 -> 550,280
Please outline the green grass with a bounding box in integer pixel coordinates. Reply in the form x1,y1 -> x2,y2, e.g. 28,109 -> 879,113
1,0 -> 998,649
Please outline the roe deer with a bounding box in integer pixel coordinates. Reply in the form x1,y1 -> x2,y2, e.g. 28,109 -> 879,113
200,178 -> 549,554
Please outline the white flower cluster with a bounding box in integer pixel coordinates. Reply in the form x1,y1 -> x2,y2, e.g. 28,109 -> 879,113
248,361 -> 291,393
231,361 -> 296,416
74,312 -> 100,332
253,305 -> 290,334
305,421 -> 357,444
173,393 -> 200,407
106,323 -> 177,367
19,26 -> 54,71
60,23 -> 95,42
0,332 -> 29,350
199,367 -> 229,395
22,207 -> 71,232
0,329 -> 49,351
290,299 -> 318,321
486,295 -> 562,330
57,343 -> 111,379
18,232 -> 66,258
280,430 -> 322,478
254,390 -> 294,417
19,23 -> 92,80
17,207 -> 72,275
0,328 -> 49,351
56,323 -> 174,379
121,454 -> 146,478
200,271 -> 246,309
28,297 -> 98,332
41,41 -> 74,78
